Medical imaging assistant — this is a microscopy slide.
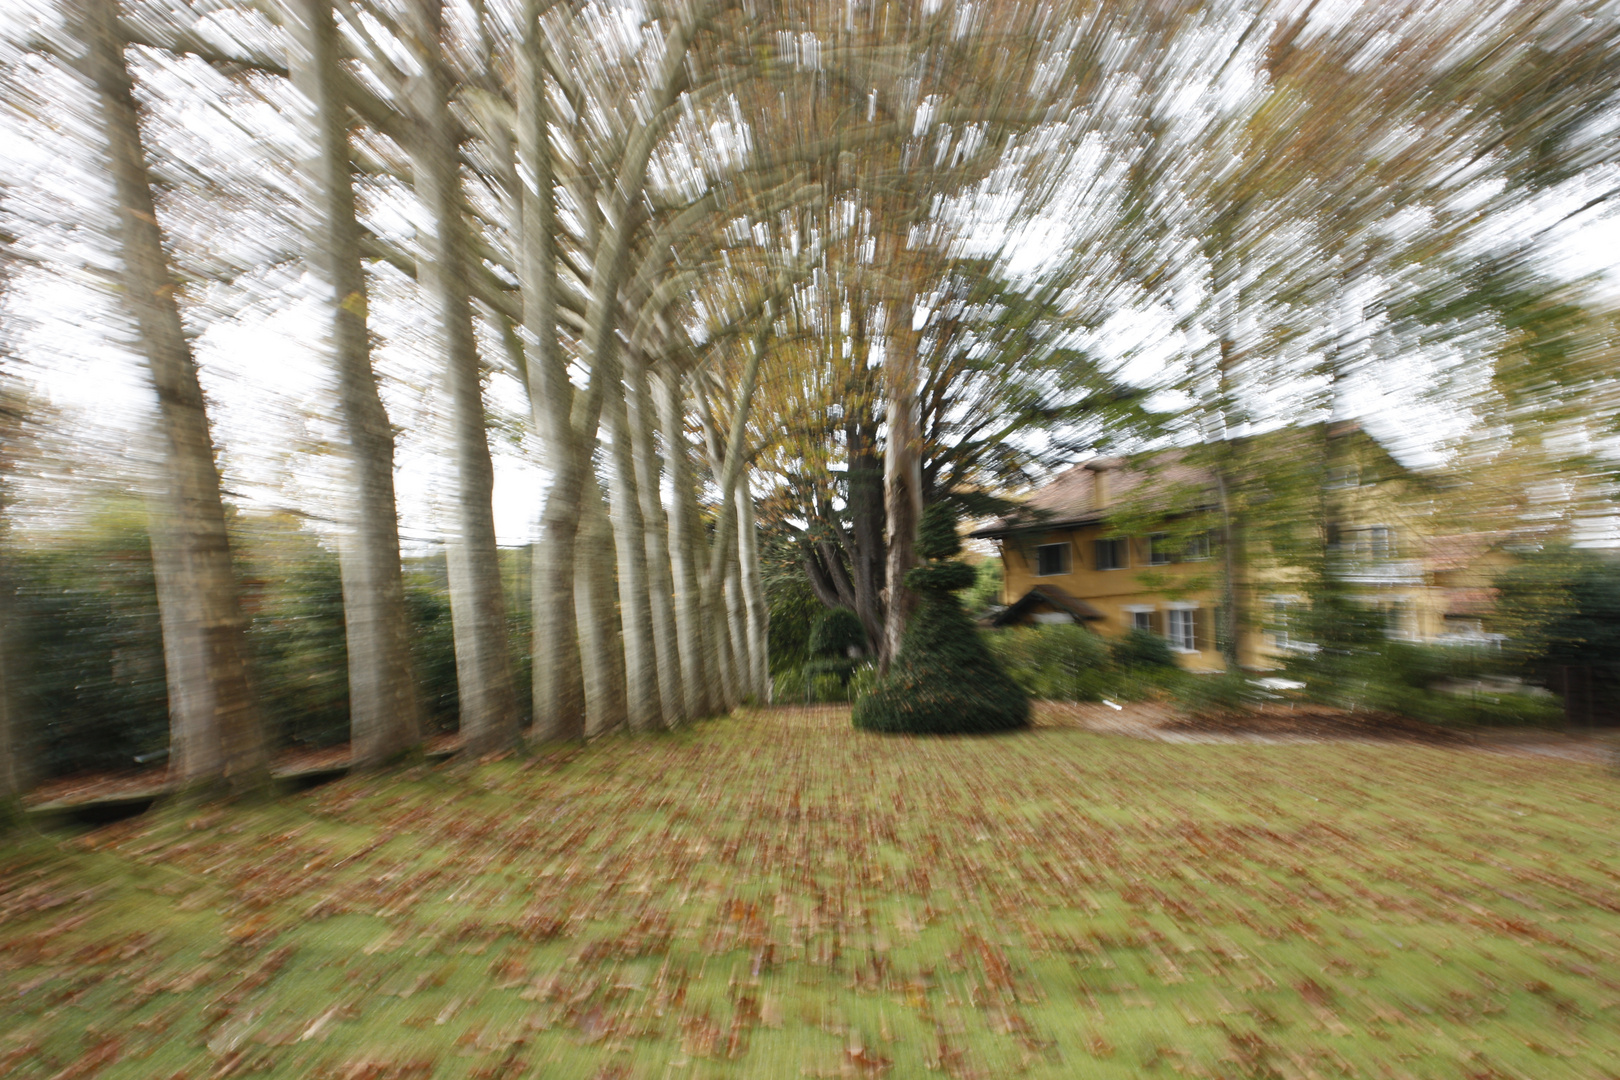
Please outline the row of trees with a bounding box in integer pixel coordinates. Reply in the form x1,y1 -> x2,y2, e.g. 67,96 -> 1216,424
1,0 -> 1153,810
3,0 -> 1619,815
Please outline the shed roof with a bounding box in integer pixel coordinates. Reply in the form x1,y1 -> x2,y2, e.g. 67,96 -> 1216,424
988,584 -> 1106,627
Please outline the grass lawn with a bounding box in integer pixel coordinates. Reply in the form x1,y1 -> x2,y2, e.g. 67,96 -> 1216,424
3,705 -> 1619,1080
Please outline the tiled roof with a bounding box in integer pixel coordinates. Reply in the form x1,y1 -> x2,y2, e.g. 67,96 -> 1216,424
971,450 -> 1215,537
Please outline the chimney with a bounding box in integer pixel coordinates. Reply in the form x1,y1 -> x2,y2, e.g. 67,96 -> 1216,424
1084,459 -> 1115,508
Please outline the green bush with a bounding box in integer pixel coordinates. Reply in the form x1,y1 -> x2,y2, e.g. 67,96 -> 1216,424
852,505 -> 1029,734
1171,671 -> 1256,718
1110,626 -> 1177,670
810,673 -> 847,703
985,624 -> 1109,701
772,666 -> 805,703
809,607 -> 868,659
847,663 -> 880,702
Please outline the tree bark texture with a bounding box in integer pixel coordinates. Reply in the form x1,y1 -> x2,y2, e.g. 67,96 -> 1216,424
515,0 -> 586,741
604,378 -> 662,730
0,553 -> 20,828
882,330 -> 922,668
628,351 -> 683,725
575,470 -> 627,735
724,529 -> 749,700
289,0 -> 420,768
80,0 -> 268,797
658,371 -> 710,719
404,0 -> 519,754
737,473 -> 769,700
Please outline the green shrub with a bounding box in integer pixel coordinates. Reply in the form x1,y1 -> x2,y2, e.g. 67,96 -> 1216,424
810,673 -> 847,703
1110,626 -> 1177,670
852,505 -> 1029,734
847,663 -> 880,702
809,607 -> 868,659
772,666 -> 805,703
984,624 -> 1109,701
963,559 -> 1003,617
1171,671 -> 1256,717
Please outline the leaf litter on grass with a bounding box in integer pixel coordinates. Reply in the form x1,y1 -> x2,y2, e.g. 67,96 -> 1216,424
3,703 -> 1620,1079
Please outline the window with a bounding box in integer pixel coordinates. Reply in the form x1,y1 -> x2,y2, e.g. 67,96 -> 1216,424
1132,610 -> 1154,632
1381,599 -> 1416,641
1326,465 -> 1360,489
1148,533 -> 1173,565
1167,608 -> 1197,652
1269,599 -> 1292,648
1035,542 -> 1070,576
1094,536 -> 1128,570
1184,531 -> 1212,560
1341,526 -> 1397,560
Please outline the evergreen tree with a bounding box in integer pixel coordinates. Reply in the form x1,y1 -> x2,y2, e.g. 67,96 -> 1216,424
852,506 -> 1028,734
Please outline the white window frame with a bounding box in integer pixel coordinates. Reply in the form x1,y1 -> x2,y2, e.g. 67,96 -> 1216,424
1183,531 -> 1213,561
1123,604 -> 1155,632
1166,607 -> 1198,653
1034,542 -> 1070,576
1266,595 -> 1296,648
1342,525 -> 1397,560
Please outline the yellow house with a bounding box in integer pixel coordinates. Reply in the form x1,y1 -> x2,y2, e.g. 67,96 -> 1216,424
971,424 -> 1505,672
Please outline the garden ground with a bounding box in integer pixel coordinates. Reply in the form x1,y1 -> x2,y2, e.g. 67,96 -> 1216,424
3,705 -> 1619,1079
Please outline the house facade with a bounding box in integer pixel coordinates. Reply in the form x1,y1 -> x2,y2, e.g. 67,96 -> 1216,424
972,424 -> 1503,671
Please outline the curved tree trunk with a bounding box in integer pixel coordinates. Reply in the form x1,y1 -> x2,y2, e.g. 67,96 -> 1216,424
659,370 -> 710,719
289,0 -> 420,768
515,0 -> 586,742
79,0 -> 267,798
404,0 -> 519,754
603,378 -> 662,730
0,534 -> 20,831
724,539 -> 748,701
737,474 -> 768,699
628,352 -> 683,725
575,470 -> 627,735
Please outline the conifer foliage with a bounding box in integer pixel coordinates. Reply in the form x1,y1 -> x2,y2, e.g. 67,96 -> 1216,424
852,506 -> 1029,734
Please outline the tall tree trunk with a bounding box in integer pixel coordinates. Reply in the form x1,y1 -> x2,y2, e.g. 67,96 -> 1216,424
404,0 -> 519,754
0,508 -> 19,829
1,220 -> 27,827
0,538 -> 20,830
700,338 -> 765,657
575,470 -> 627,735
737,473 -> 768,699
289,0 -> 419,768
659,370 -> 708,718
515,0 -> 585,741
845,416 -> 887,654
603,377 -> 662,730
79,0 -> 267,798
629,352 -> 682,725
724,547 -> 748,701
533,481 -> 586,738
882,325 -> 922,667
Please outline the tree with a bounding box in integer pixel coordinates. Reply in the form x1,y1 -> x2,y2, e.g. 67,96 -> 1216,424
852,503 -> 1028,733
74,0 -> 268,798
399,0 -> 521,754
286,0 -> 420,768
